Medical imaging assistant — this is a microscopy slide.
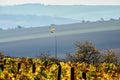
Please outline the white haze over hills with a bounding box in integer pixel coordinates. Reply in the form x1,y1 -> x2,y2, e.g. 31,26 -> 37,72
0,14 -> 79,29
0,4 -> 120,29
0,0 -> 120,5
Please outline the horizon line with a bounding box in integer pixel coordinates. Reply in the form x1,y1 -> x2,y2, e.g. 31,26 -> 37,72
0,3 -> 120,6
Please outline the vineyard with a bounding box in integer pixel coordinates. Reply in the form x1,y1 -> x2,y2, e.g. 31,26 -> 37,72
0,57 -> 120,80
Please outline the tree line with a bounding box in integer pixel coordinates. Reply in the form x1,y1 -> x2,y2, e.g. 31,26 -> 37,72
66,41 -> 120,65
0,41 -> 120,65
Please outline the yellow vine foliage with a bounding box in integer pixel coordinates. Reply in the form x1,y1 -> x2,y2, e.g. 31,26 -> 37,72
0,57 -> 120,80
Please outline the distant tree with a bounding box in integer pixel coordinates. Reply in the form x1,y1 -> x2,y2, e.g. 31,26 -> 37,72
0,51 -> 4,58
66,41 -> 100,64
17,25 -> 23,29
36,52 -> 50,60
86,20 -> 90,23
100,18 -> 104,21
36,52 -> 60,65
66,41 -> 120,65
0,28 -> 3,31
66,52 -> 77,62
82,20 -> 85,23
101,50 -> 119,65
110,18 -> 115,21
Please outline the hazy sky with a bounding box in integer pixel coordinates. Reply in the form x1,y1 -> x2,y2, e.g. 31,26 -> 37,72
0,0 -> 120,5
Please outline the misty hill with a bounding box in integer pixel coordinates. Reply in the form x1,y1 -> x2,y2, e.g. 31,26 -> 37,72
0,14 -> 79,29
0,4 -> 120,20
0,19 -> 120,58
0,4 -> 120,29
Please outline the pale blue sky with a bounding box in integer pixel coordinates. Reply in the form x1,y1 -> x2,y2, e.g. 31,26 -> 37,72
0,0 -> 120,5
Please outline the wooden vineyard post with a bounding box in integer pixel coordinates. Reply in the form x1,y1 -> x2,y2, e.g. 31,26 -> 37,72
0,64 -> 4,71
57,65 -> 61,80
4,59 -> 6,65
32,64 -> 36,73
18,63 -> 21,72
82,72 -> 86,80
71,67 -> 74,80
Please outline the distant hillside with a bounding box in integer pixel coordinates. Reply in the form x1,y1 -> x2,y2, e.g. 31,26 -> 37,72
0,14 -> 79,29
0,4 -> 120,20
0,19 -> 120,58
0,4 -> 120,29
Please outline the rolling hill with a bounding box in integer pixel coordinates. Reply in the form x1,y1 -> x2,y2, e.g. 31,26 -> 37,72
0,19 -> 120,58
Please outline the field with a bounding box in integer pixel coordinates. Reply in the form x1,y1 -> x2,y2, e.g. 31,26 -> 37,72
0,57 -> 120,80
0,20 -> 120,58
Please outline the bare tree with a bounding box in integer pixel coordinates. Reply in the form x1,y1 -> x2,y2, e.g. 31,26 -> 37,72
101,50 -> 119,65
0,51 -> 4,58
66,41 -> 100,64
